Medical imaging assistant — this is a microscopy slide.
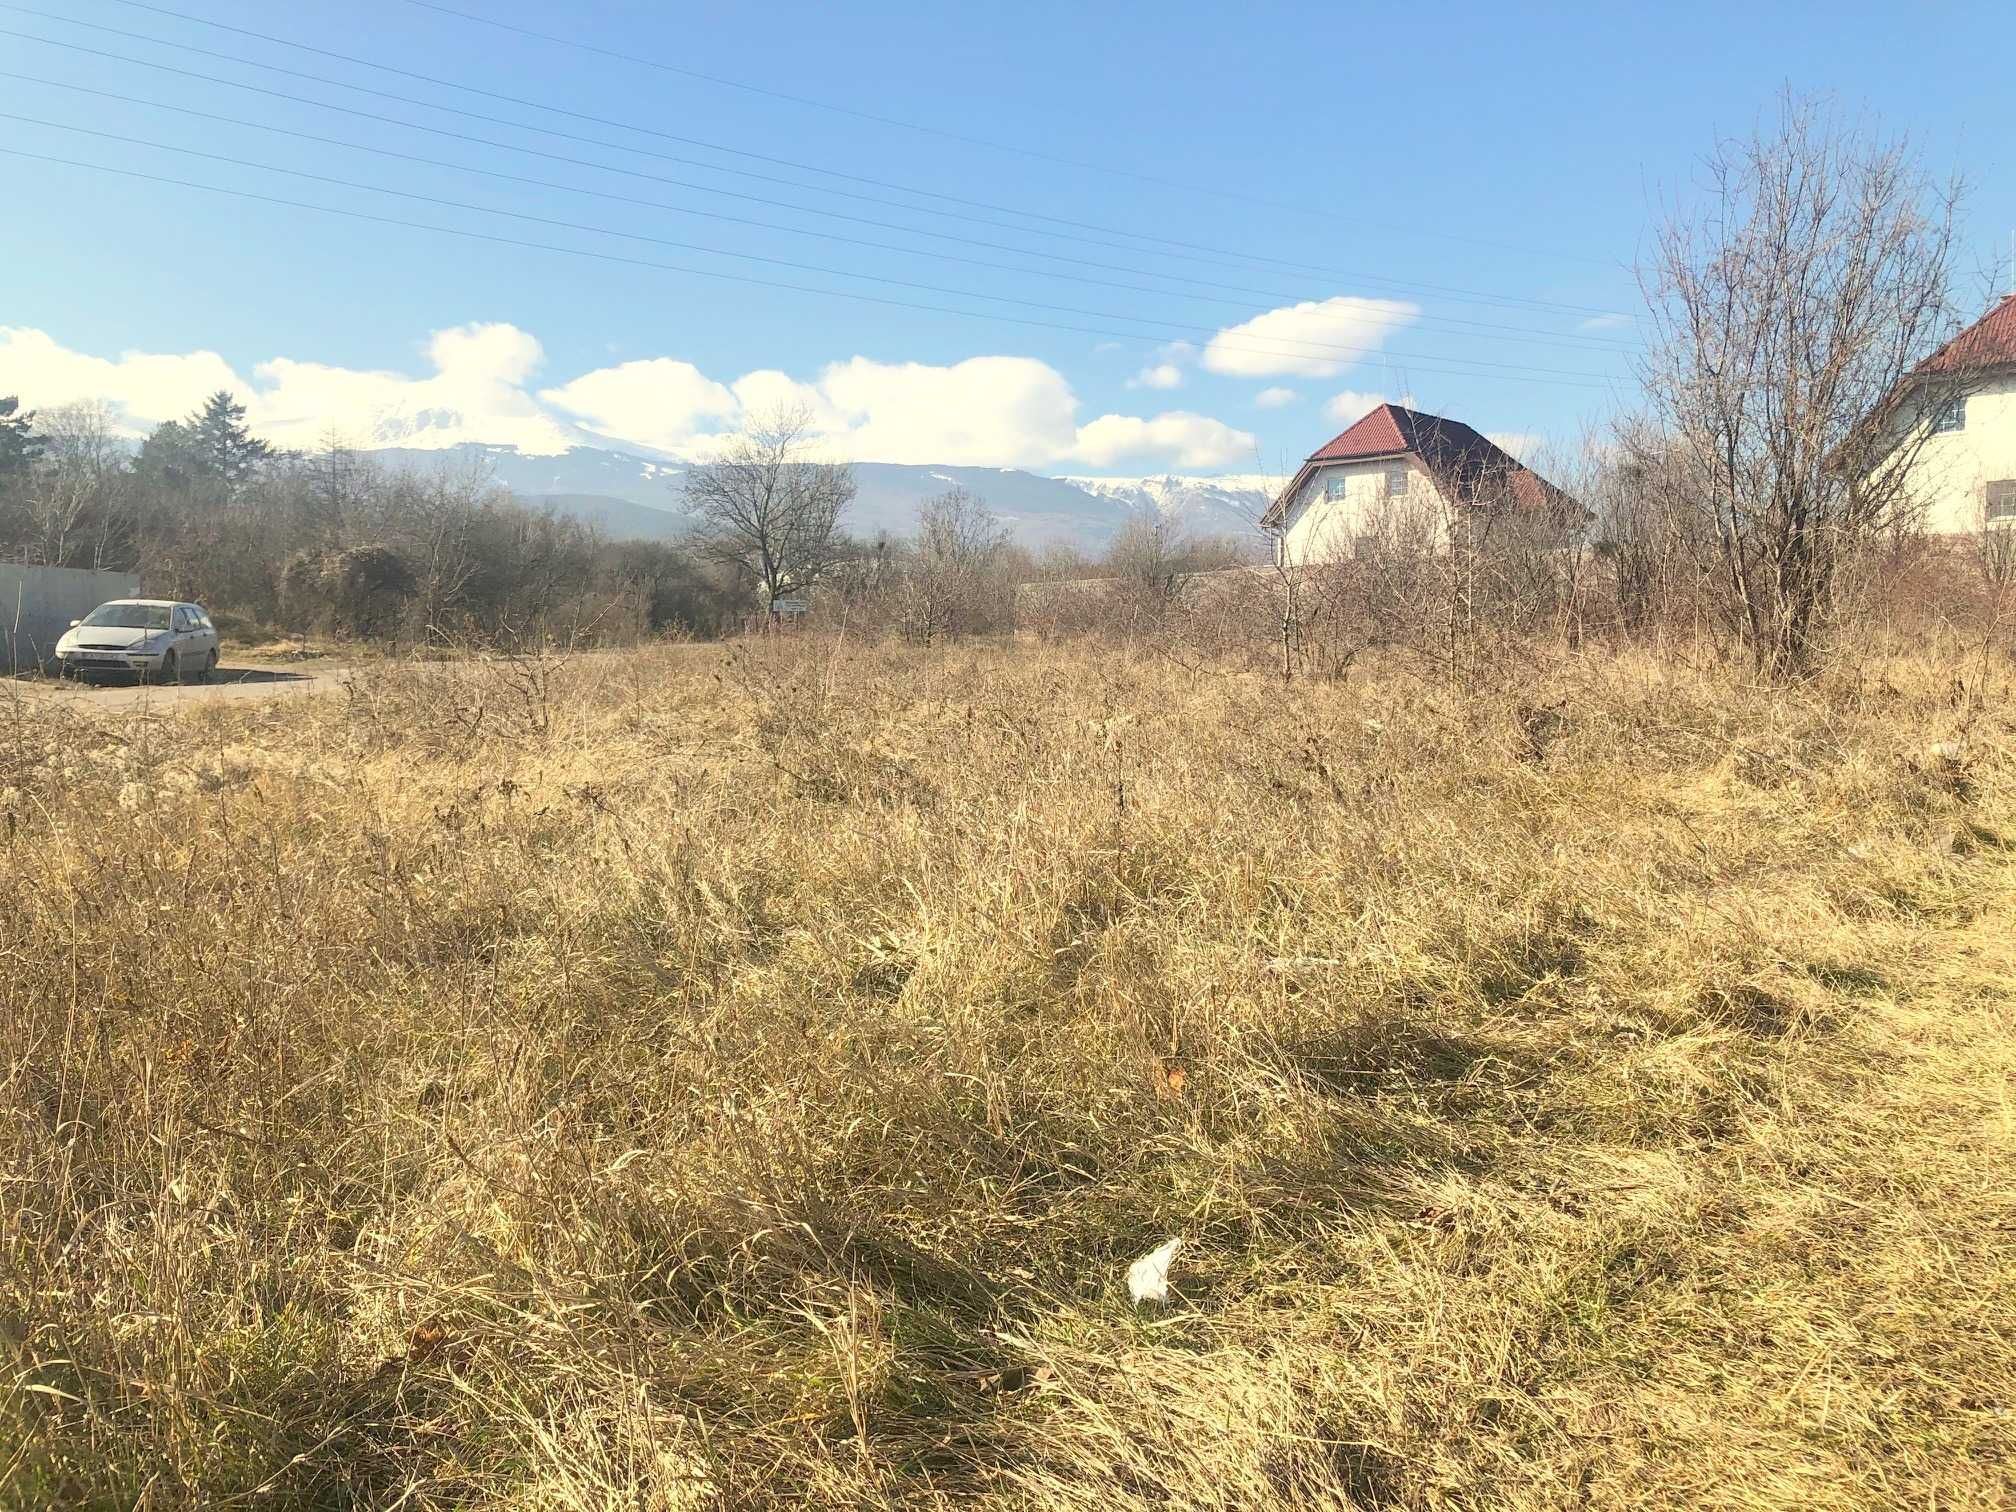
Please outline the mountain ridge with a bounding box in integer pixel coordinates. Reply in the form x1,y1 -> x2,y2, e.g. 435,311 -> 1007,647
357,443 -> 1278,548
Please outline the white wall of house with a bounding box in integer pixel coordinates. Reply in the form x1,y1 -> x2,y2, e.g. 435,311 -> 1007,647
1895,376 -> 2016,534
1275,456 -> 1434,566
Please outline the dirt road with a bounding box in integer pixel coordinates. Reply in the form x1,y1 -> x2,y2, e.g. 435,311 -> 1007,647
9,663 -> 354,714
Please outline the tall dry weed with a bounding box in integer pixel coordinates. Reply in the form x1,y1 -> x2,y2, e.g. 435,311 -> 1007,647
1,636 -> 2011,1507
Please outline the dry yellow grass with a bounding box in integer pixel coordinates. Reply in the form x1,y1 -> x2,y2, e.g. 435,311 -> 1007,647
2,636 -> 2012,1508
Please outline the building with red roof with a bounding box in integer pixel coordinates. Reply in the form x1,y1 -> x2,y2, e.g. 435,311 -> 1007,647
1262,402 -> 1574,566
1873,293 -> 2016,533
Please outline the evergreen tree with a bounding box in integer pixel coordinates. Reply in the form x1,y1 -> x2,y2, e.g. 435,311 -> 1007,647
0,396 -> 43,478
136,419 -> 198,489
188,390 -> 278,487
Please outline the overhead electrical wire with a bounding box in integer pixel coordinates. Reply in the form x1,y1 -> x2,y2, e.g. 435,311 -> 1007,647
121,0 -> 1620,266
68,0 -> 1620,281
0,145 -> 1623,393
0,7 -> 1628,320
0,72 -> 1640,360
0,113 -> 1627,385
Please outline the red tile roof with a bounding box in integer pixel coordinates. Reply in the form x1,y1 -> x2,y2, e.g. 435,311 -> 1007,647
1308,404 -> 1412,461
1266,403 -> 1568,523
1912,293 -> 2016,375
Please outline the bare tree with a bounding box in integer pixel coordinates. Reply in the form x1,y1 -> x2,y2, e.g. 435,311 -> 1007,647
681,405 -> 855,615
1638,93 -> 1969,675
902,487 -> 1012,644
1101,512 -> 1200,633
1967,490 -> 2016,636
391,460 -> 501,642
26,401 -> 130,568
306,430 -> 376,543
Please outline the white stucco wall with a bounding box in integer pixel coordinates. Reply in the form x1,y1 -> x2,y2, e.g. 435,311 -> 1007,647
1895,376 -> 2016,534
1276,457 -> 1435,567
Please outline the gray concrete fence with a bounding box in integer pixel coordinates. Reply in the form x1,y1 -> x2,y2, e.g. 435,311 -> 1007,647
2,565 -> 144,675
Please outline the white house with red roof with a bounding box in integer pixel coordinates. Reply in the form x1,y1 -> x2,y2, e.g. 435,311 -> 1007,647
1875,293 -> 2016,533
1261,403 -> 1572,567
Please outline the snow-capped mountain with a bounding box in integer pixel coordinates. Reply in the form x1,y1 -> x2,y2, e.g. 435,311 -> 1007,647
1054,474 -> 1281,536
355,444 -> 1275,549
332,402 -> 607,456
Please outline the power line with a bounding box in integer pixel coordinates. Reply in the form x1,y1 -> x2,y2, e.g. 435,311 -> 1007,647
0,145 -> 1621,392
120,0 -> 1620,268
0,112 -> 1626,384
0,6 -> 1367,276
405,0 -> 1238,198
0,20 -> 1353,290
0,55 -> 1640,345
86,0 -> 1613,278
0,57 -> 1338,313
0,72 -> 1641,360
0,7 -> 1627,320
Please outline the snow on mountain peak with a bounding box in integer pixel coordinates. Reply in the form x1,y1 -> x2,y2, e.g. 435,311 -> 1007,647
355,402 -> 599,457
350,443 -> 1274,547
1054,472 -> 1282,531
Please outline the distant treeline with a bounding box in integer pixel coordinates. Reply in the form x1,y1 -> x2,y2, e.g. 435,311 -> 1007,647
0,391 -> 1261,645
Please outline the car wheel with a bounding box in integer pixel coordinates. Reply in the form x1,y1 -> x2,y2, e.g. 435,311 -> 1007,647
199,649 -> 218,683
158,650 -> 178,686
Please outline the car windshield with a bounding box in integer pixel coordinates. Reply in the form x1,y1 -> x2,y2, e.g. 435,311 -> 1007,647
81,603 -> 171,630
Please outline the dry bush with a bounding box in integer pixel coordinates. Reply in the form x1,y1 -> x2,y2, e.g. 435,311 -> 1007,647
2,635 -> 2014,1507
1637,93 -> 1968,676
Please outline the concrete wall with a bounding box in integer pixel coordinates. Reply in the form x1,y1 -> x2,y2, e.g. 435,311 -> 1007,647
0,565 -> 143,674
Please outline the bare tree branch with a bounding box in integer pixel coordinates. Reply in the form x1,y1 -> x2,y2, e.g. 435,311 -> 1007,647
1636,91 -> 1970,675
681,405 -> 856,614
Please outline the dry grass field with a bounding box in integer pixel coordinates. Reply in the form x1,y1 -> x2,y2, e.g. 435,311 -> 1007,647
2,635 -> 2013,1509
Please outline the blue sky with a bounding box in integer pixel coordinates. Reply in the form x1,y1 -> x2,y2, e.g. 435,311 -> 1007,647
1,0 -> 2011,476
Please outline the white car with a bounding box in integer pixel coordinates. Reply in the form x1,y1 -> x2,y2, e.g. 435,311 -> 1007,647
55,599 -> 221,683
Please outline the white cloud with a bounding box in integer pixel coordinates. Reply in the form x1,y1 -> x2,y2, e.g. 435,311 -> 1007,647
1322,389 -> 1390,424
1069,411 -> 1254,469
0,326 -> 244,430
0,325 -> 1260,473
1577,312 -> 1633,333
808,355 -> 1088,466
428,322 -> 544,385
1203,296 -> 1417,378
541,357 -> 739,454
1253,386 -> 1299,409
0,321 -> 593,453
1124,340 -> 1195,390
254,323 -> 585,453
1486,430 -> 1542,461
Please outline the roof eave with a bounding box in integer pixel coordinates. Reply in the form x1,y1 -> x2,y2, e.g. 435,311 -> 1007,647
1307,445 -> 1413,466
1261,448 -> 1426,528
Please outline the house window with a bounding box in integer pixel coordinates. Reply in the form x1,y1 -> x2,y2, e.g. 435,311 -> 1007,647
1987,481 -> 2016,524
1930,396 -> 1966,434
1383,465 -> 1410,495
1324,474 -> 1348,501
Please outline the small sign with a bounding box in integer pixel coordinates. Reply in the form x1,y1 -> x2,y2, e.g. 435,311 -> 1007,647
772,598 -> 809,614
